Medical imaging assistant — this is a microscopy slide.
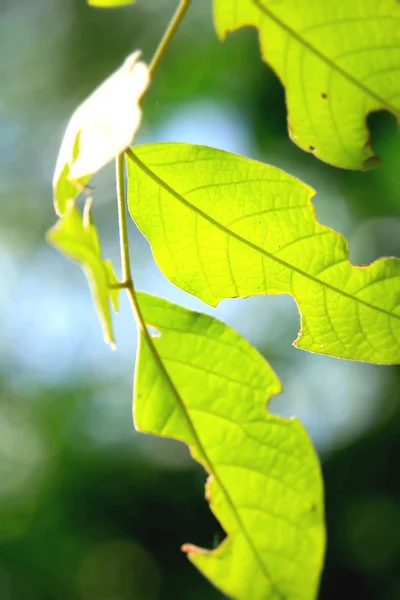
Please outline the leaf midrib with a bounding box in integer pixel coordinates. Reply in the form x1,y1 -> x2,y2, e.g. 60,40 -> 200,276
252,0 -> 400,115
134,292 -> 285,599
127,149 -> 399,322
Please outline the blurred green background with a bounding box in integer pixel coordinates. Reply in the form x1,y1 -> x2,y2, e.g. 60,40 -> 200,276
0,1 -> 399,598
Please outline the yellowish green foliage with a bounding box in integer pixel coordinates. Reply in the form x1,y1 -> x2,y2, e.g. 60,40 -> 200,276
134,292 -> 325,600
127,143 -> 400,364
47,198 -> 119,348
214,0 -> 400,170
88,0 -> 134,7
47,2 -> 398,597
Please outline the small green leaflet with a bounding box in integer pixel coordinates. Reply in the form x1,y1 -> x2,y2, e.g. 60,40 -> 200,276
134,292 -> 325,600
214,0 -> 400,170
127,143 -> 400,364
88,0 -> 135,7
53,131 -> 90,217
47,198 -> 120,348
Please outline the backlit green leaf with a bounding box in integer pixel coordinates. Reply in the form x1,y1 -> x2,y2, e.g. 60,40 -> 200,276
127,143 -> 400,364
214,0 -> 400,170
134,291 -> 325,600
88,0 -> 135,7
53,52 -> 149,216
47,198 -> 119,348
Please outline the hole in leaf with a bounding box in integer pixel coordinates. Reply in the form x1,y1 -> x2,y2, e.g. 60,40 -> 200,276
147,324 -> 162,338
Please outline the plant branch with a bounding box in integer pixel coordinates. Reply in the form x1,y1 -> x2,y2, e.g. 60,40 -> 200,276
115,153 -> 145,331
116,153 -> 132,286
115,0 -> 192,323
149,0 -> 191,78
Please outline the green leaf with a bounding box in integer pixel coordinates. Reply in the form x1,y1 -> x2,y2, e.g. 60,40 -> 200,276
47,198 -> 120,348
88,0 -> 135,6
53,131 -> 90,217
214,0 -> 400,170
134,291 -> 325,600
127,143 -> 400,364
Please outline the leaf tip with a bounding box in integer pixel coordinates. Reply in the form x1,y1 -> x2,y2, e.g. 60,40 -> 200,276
107,338 -> 117,351
181,543 -> 209,557
362,154 -> 381,172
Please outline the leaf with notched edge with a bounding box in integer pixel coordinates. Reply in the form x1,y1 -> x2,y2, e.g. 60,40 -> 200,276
214,0 -> 400,170
127,143 -> 400,364
134,292 -> 325,600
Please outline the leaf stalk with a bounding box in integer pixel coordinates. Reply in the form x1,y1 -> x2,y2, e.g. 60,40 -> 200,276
116,154 -> 132,285
149,0 -> 191,78
115,0 -> 191,307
